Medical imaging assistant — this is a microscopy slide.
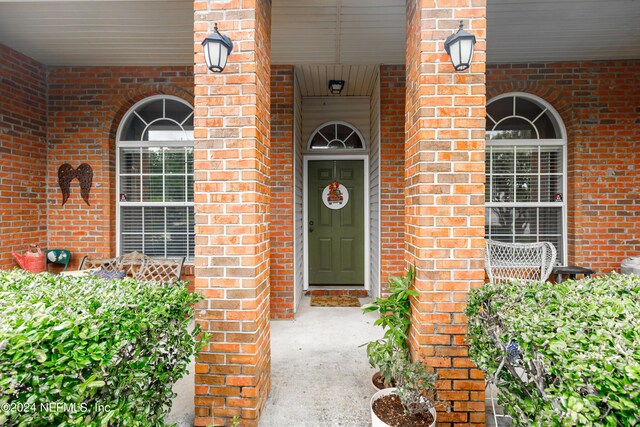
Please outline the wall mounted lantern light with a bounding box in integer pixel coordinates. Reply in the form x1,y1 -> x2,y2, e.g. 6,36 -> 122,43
444,21 -> 477,71
201,23 -> 233,73
328,80 -> 345,94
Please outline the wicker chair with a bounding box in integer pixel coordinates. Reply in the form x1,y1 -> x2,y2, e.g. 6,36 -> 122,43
135,256 -> 185,284
485,239 -> 557,284
79,252 -> 184,283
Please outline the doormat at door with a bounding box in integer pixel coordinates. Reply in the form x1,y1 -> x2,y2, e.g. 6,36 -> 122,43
310,295 -> 361,307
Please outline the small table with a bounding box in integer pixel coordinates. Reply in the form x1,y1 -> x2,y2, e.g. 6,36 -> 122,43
553,266 -> 594,282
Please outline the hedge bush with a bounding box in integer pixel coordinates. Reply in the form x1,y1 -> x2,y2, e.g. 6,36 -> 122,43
466,274 -> 640,427
0,270 -> 205,427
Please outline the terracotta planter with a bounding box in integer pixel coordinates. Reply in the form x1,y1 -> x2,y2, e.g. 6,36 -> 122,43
371,371 -> 386,392
370,387 -> 437,427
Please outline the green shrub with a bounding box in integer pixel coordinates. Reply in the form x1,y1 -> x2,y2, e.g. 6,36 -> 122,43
466,274 -> 640,426
0,270 -> 206,427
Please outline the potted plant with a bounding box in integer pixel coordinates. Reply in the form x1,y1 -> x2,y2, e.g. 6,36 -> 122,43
370,356 -> 446,427
362,266 -> 418,390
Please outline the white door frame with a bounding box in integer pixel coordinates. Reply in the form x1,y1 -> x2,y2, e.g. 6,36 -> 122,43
303,154 -> 370,291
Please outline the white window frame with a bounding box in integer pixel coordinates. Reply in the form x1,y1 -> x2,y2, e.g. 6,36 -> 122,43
116,94 -> 195,259
486,92 -> 568,265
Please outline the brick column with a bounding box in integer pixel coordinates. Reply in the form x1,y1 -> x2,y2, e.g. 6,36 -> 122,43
193,1 -> 271,426
270,65 -> 295,319
405,1 -> 486,425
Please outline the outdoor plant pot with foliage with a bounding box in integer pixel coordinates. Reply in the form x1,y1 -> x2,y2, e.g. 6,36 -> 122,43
362,267 -> 418,390
466,273 -> 640,427
0,270 -> 206,427
370,357 -> 443,427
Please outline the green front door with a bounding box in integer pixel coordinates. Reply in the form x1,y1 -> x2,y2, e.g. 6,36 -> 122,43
308,160 -> 365,285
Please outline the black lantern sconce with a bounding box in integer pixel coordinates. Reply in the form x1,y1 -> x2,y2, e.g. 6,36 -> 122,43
328,80 -> 345,95
201,23 -> 233,73
444,21 -> 477,71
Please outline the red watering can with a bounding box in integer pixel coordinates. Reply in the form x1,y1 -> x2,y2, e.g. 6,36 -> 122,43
12,244 -> 46,273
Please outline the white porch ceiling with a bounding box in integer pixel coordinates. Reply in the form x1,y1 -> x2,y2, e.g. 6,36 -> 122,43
0,0 -> 638,67
0,0 -> 194,66
271,0 -> 406,65
295,64 -> 379,97
488,0 -> 640,63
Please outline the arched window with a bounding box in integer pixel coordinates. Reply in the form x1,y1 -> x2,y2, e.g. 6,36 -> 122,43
117,95 -> 194,260
485,93 -> 567,264
308,121 -> 366,150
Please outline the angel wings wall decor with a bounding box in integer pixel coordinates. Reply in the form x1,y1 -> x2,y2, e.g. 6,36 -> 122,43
58,163 -> 93,206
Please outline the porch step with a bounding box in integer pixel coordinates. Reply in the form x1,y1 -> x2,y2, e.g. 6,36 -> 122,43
304,287 -> 369,297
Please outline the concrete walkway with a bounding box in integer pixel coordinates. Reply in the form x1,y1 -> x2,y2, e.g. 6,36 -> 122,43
259,296 -> 380,427
167,299 -> 509,426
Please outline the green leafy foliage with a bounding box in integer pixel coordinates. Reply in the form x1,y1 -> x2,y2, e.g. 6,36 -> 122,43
362,266 -> 418,384
391,356 -> 445,417
0,270 -> 207,427
466,273 -> 640,426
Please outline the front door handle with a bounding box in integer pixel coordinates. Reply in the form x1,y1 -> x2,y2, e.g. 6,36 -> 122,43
309,220 -> 314,232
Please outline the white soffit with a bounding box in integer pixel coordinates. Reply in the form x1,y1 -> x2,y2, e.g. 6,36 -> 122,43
271,0 -> 406,65
487,0 -> 640,63
295,64 -> 379,97
0,0 -> 193,66
0,0 -> 639,66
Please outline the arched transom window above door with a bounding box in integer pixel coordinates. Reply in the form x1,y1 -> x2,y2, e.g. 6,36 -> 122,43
308,121 -> 366,150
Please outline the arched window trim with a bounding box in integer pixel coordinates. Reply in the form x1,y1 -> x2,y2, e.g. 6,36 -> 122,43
117,94 -> 194,146
116,95 -> 195,261
485,92 -> 568,265
486,92 -> 567,144
306,120 -> 367,151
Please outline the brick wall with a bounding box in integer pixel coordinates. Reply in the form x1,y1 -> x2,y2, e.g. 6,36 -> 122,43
487,61 -> 640,273
405,1 -> 487,425
47,66 -> 193,270
379,65 -> 406,291
0,44 -> 47,269
193,0 -> 272,425
270,65 -> 295,319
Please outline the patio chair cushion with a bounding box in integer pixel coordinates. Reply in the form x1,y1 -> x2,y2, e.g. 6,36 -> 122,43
92,268 -> 126,280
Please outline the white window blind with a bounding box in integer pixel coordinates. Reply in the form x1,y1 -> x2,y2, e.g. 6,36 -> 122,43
117,96 -> 195,261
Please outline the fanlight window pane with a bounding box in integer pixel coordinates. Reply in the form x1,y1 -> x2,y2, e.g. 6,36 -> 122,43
144,120 -> 187,141
486,97 -> 512,124
137,99 -> 163,123
166,99 -> 193,124
491,118 -> 537,140
515,97 -> 544,122
309,122 -> 365,150
320,125 -> 335,142
534,111 -> 560,139
121,114 -> 146,141
336,124 -> 353,140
